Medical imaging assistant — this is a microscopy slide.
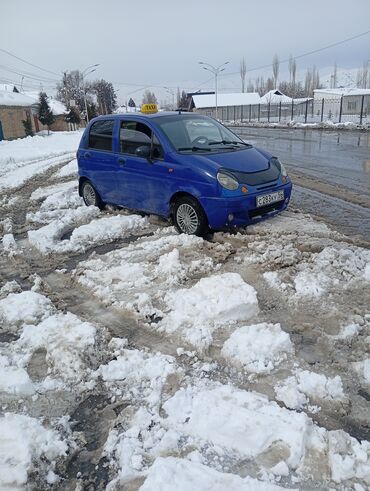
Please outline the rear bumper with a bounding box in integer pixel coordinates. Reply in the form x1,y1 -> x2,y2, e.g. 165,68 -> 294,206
200,182 -> 293,230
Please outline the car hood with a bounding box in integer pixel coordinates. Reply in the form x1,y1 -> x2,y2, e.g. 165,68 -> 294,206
177,146 -> 273,173
205,146 -> 273,172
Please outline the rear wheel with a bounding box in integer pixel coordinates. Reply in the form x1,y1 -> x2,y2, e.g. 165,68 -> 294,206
81,180 -> 105,209
173,196 -> 208,236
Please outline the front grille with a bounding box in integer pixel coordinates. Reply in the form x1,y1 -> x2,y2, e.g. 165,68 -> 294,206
229,165 -> 280,186
249,201 -> 284,219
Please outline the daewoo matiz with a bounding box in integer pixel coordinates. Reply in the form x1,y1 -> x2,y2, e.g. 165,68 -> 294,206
77,107 -> 292,236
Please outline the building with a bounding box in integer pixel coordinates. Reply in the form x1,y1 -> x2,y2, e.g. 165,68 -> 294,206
313,88 -> 370,120
0,89 -> 36,141
24,91 -> 69,132
191,92 -> 261,120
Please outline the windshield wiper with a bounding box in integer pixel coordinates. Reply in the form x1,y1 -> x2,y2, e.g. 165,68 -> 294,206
177,146 -> 212,152
209,140 -> 252,148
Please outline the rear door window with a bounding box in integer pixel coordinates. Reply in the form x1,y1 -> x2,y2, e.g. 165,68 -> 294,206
88,120 -> 114,151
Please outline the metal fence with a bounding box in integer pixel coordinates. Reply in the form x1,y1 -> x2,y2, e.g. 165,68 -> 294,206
197,95 -> 370,126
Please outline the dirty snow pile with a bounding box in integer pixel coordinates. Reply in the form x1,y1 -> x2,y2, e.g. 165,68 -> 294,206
221,322 -> 293,373
158,272 -> 258,349
75,232 -> 228,320
232,212 -> 370,299
0,413 -> 68,489
275,370 -> 345,410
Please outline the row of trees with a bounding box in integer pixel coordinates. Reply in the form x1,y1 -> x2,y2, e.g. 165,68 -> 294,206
239,54 -> 323,98
239,54 -> 370,97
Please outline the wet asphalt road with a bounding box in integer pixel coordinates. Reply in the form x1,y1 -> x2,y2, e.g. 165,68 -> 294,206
232,126 -> 370,243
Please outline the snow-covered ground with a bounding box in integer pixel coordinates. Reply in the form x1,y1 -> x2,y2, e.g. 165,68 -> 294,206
1,131 -> 370,490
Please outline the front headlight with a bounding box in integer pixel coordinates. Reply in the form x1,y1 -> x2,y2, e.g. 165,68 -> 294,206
271,157 -> 288,177
217,171 -> 239,190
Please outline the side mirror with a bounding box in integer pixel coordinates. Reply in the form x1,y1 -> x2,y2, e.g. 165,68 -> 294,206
135,145 -> 151,159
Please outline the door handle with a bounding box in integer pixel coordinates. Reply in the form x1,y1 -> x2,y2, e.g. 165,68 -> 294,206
118,157 -> 125,166
84,152 -> 91,158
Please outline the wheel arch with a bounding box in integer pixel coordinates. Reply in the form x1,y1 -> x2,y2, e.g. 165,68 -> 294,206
169,191 -> 200,217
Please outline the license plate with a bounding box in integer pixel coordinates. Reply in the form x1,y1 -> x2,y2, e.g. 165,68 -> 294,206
256,190 -> 284,208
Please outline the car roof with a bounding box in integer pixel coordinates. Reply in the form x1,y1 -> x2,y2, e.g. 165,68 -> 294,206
91,111 -> 206,121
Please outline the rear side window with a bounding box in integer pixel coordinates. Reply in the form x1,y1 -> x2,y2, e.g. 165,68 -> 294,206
88,120 -> 114,151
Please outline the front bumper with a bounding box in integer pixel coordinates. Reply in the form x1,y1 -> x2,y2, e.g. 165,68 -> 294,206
200,181 -> 293,230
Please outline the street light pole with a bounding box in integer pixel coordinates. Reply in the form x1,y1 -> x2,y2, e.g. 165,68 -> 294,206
198,61 -> 229,119
81,64 -> 100,123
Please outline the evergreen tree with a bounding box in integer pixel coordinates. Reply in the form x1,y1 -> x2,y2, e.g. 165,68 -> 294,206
65,106 -> 81,125
128,97 -> 136,107
22,118 -> 34,137
87,102 -> 98,120
38,92 -> 55,134
178,90 -> 188,109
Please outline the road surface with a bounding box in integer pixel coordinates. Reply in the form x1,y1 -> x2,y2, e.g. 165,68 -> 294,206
232,126 -> 370,243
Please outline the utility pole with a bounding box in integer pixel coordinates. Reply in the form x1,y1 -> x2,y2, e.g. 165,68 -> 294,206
198,61 -> 229,119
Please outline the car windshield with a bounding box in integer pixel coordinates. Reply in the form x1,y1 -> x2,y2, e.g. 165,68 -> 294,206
156,115 -> 251,153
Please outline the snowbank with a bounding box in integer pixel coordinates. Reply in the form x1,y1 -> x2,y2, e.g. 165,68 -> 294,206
0,413 -> 67,489
159,273 -> 259,350
0,290 -> 55,331
140,457 -> 296,491
275,370 -> 345,410
221,323 -> 293,373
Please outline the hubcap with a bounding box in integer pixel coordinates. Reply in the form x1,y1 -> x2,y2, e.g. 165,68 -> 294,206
176,203 -> 199,234
83,183 -> 96,206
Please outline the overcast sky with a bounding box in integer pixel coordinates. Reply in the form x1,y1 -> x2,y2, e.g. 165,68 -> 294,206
1,0 -> 370,104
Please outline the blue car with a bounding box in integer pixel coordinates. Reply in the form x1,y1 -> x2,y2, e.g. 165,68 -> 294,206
77,109 -> 292,236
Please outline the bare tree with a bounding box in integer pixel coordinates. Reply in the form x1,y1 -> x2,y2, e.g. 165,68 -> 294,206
240,57 -> 247,93
247,79 -> 255,92
304,68 -> 313,96
272,53 -> 280,89
356,61 -> 369,88
288,54 -> 294,85
331,63 -> 338,88
292,59 -> 297,95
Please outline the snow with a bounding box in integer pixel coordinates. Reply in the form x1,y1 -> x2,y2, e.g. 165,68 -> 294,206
354,359 -> 370,385
0,413 -> 67,489
19,312 -> 97,383
28,211 -> 148,254
163,383 -> 316,470
96,348 -> 178,407
53,158 -> 78,178
2,233 -> 17,255
30,180 -> 77,201
0,290 -> 55,330
275,370 -> 345,410
0,356 -> 35,396
221,323 -> 293,374
0,131 -> 81,193
159,273 -> 259,350
140,457 -> 297,491
329,430 -> 370,484
260,89 -> 293,104
0,89 -> 35,107
75,232 -> 217,318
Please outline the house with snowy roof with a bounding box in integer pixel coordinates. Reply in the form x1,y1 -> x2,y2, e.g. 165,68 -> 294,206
190,92 -> 261,120
0,87 -> 36,140
23,91 -> 70,132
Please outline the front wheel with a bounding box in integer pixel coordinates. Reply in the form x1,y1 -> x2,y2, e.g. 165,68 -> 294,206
81,180 -> 105,210
173,197 -> 208,236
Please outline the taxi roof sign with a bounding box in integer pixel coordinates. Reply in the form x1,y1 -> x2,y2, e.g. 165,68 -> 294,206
141,103 -> 158,114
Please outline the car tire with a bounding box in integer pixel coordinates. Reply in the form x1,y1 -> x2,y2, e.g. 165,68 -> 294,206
173,196 -> 209,236
81,180 -> 105,210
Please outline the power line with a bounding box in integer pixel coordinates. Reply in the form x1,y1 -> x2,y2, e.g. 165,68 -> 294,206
220,28 -> 370,78
0,48 -> 60,76
0,65 -> 59,83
